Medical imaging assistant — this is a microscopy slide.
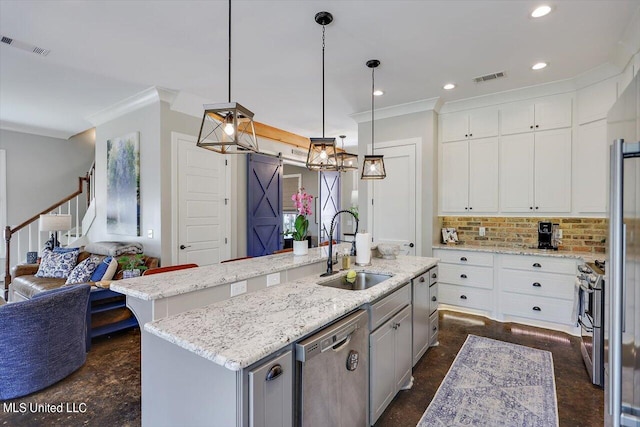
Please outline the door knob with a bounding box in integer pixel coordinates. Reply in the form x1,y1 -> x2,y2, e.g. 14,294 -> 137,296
404,242 -> 414,248
179,244 -> 191,250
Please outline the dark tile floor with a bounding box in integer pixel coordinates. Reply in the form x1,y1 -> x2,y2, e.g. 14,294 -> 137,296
1,310 -> 602,427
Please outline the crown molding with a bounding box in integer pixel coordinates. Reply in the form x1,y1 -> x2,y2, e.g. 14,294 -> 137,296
350,97 -> 442,123
0,120 -> 75,140
86,86 -> 177,127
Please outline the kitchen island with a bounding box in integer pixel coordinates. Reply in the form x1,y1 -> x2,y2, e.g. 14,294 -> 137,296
116,251 -> 437,426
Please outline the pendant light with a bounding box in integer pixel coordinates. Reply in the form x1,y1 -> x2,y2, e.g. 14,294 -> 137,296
306,11 -> 338,171
361,59 -> 386,179
196,0 -> 258,154
336,135 -> 358,172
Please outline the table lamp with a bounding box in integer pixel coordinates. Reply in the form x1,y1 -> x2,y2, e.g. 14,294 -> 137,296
39,214 -> 72,249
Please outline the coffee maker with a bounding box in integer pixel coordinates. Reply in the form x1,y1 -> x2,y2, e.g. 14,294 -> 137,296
538,221 -> 553,250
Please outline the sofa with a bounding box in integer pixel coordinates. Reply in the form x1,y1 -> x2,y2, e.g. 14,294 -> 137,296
0,284 -> 91,400
9,251 -> 159,302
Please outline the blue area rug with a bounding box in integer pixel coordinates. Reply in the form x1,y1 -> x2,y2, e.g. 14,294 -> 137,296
417,335 -> 558,427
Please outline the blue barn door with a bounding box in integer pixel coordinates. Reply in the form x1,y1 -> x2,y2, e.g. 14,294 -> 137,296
319,171 -> 341,244
247,154 -> 283,257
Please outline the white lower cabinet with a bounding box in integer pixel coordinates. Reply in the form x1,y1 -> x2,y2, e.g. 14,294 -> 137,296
434,249 -> 495,317
434,248 -> 580,334
499,254 -> 578,328
369,288 -> 412,426
248,350 -> 293,427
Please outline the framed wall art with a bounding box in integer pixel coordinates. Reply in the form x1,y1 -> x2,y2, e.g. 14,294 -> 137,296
106,132 -> 140,236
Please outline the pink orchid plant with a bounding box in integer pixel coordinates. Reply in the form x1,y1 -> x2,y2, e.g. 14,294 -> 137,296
288,188 -> 313,241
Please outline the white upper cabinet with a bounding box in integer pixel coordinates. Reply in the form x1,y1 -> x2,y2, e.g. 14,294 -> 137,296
440,106 -> 499,142
500,94 -> 572,135
577,77 -> 618,125
441,137 -> 498,214
574,119 -> 608,213
500,128 -> 571,213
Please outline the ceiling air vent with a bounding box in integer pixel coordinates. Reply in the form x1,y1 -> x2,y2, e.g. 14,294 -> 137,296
291,148 -> 308,157
473,71 -> 506,83
0,35 -> 50,56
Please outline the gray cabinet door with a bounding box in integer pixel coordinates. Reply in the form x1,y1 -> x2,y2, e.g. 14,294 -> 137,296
370,320 -> 396,425
248,350 -> 293,427
412,280 -> 430,366
394,305 -> 413,391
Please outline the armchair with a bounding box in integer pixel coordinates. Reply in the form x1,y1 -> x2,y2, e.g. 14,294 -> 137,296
0,284 -> 91,400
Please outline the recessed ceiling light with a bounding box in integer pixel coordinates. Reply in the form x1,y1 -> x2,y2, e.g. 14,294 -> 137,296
373,89 -> 384,96
443,83 -> 456,90
531,5 -> 552,18
532,62 -> 548,70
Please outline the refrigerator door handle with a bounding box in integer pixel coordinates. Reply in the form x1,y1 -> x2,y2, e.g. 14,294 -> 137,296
609,139 -> 625,425
622,224 -> 626,334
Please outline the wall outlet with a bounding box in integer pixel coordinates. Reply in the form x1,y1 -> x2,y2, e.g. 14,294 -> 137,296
479,227 -> 486,237
230,280 -> 247,297
558,229 -> 563,238
267,273 -> 281,287
147,229 -> 154,239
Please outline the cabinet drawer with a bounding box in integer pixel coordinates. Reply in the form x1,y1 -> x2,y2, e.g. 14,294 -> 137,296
413,267 -> 437,288
501,292 -> 574,325
501,254 -> 577,275
435,249 -> 494,267
369,284 -> 411,331
429,311 -> 438,345
501,269 -> 575,300
439,264 -> 493,289
438,284 -> 493,311
429,283 -> 439,314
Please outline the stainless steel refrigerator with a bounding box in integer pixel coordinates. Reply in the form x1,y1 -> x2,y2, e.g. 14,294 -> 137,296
607,72 -> 640,427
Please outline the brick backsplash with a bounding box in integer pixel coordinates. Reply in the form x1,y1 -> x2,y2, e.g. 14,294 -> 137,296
439,216 -> 607,254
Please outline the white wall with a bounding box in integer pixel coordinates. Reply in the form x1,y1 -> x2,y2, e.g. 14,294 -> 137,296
0,128 -> 94,224
357,110 -> 438,257
89,101 -> 162,258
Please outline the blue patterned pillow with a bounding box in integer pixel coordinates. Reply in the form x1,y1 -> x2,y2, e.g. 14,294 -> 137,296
35,249 -> 79,279
53,246 -> 81,254
66,254 -> 102,285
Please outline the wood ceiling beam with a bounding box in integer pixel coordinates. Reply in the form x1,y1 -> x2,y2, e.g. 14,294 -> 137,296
253,121 -> 344,152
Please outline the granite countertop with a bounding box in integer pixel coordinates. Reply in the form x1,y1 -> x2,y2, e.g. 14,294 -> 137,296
144,255 -> 438,371
432,243 -> 602,262
111,244 -> 351,301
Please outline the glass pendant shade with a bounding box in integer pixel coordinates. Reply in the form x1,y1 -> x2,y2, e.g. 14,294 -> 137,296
197,102 -> 258,154
361,155 -> 386,179
306,137 -> 338,171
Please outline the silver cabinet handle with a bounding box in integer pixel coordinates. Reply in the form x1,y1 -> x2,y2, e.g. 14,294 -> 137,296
265,364 -> 283,381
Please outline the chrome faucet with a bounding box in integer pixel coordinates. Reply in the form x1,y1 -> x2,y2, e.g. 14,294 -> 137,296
321,210 -> 359,277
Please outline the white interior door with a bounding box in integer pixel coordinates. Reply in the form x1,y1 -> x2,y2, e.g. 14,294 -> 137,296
371,144 -> 416,256
176,135 -> 228,266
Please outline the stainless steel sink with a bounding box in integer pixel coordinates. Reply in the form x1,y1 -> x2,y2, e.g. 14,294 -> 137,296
317,272 -> 393,291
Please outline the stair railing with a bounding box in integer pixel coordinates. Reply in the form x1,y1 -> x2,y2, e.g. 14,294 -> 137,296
3,163 -> 94,298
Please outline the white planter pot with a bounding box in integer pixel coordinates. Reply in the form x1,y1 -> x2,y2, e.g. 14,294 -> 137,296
293,240 -> 308,256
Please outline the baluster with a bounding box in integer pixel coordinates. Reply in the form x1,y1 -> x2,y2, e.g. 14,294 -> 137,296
28,223 -> 32,252
75,195 -> 79,240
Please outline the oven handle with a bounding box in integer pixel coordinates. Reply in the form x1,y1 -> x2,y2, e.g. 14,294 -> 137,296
578,317 -> 594,333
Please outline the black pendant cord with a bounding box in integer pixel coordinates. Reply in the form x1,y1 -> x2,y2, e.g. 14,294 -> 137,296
322,24 -> 326,138
228,0 -> 231,103
371,66 -> 375,155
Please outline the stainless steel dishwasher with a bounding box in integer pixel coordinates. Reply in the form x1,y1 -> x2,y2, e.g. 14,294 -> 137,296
296,310 -> 369,427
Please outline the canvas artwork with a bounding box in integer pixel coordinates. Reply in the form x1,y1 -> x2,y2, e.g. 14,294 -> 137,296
106,132 -> 140,236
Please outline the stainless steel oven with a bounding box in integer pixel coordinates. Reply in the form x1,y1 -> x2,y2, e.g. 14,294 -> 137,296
577,260 -> 605,387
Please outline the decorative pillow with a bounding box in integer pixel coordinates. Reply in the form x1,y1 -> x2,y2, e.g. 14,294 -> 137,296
65,254 -> 102,285
35,249 -> 79,279
53,246 -> 81,254
101,257 -> 119,281
90,256 -> 112,282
